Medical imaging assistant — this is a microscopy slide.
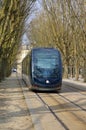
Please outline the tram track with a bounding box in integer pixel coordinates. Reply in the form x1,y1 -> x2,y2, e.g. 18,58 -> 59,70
35,92 -> 86,130
20,77 -> 70,130
63,82 -> 86,96
51,93 -> 86,123
63,87 -> 86,96
18,76 -> 86,130
60,84 -> 86,110
21,78 -> 69,130
58,92 -> 86,111
36,92 -> 69,130
34,81 -> 86,129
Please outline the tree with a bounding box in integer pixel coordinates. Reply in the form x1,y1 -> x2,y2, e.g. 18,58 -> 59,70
0,0 -> 35,81
27,0 -> 86,81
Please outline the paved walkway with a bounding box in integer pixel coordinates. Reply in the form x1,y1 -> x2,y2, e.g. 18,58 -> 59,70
0,73 -> 34,130
63,78 -> 86,89
0,73 -> 86,130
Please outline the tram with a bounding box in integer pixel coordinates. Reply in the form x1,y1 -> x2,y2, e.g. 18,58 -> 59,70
22,48 -> 62,91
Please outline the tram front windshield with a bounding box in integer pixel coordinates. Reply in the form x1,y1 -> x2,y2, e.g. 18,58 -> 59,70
34,53 -> 59,78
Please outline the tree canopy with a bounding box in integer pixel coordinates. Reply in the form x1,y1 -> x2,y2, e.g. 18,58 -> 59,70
0,0 -> 35,80
27,0 -> 86,82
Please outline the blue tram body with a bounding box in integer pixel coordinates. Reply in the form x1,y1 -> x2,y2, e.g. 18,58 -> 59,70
22,48 -> 62,91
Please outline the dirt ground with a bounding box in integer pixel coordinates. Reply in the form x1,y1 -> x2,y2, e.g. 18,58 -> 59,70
0,73 -> 34,130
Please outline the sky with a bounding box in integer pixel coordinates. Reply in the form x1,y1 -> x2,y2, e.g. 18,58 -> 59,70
22,0 -> 42,45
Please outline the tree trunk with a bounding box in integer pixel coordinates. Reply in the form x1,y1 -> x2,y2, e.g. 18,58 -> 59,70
75,59 -> 79,80
63,63 -> 69,78
83,59 -> 86,82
